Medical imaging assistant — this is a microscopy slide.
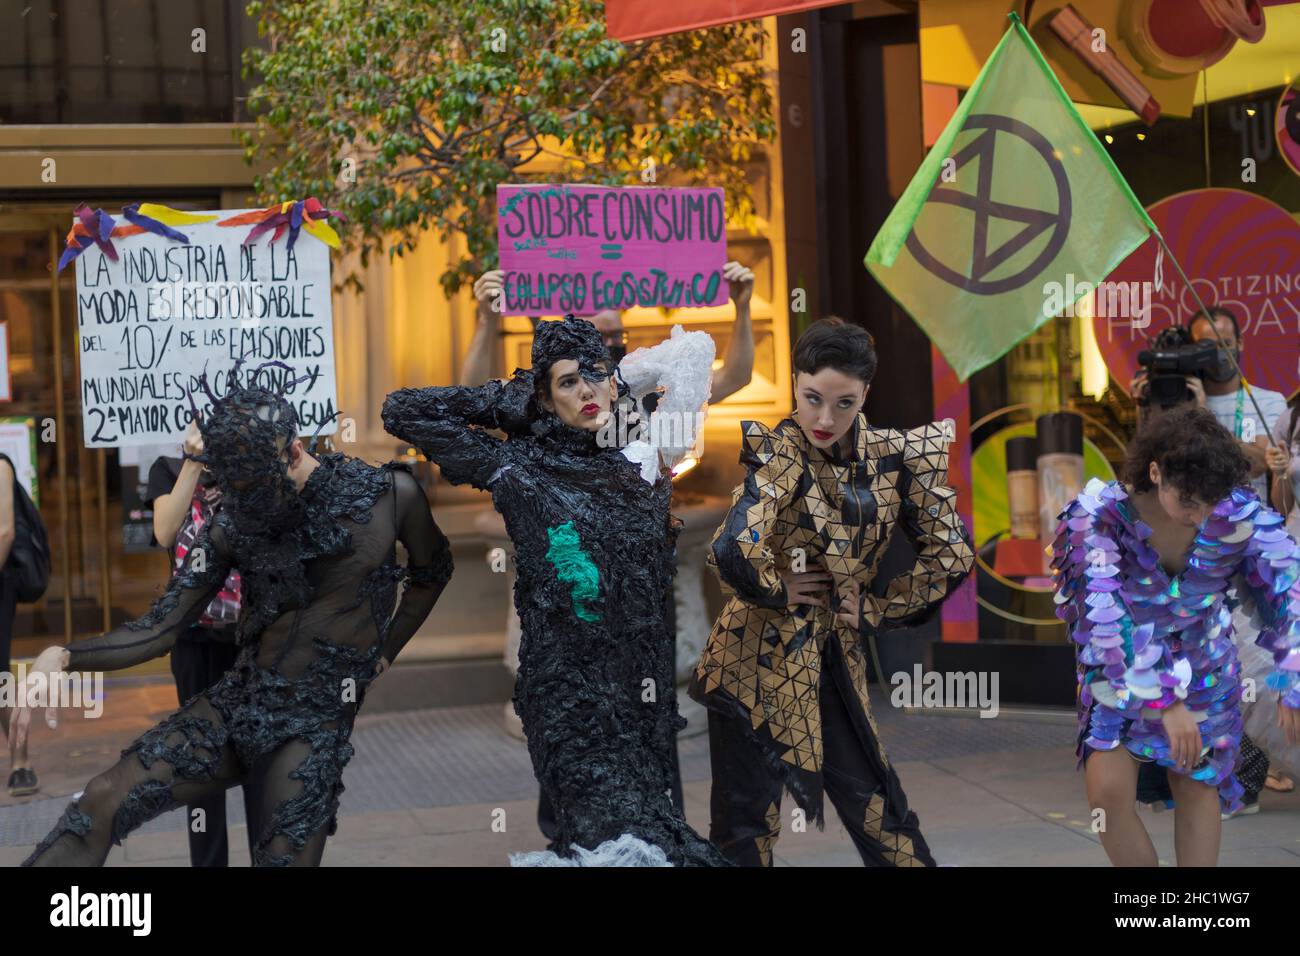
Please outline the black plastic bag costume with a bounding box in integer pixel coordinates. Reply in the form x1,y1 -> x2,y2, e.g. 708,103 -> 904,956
25,372 -> 453,866
382,316 -> 728,866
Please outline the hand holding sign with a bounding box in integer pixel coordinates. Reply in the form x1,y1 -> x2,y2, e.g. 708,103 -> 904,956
474,270 -> 506,320
724,260 -> 754,309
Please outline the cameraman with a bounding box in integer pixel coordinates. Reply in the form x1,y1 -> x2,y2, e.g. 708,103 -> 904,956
1191,307 -> 1287,499
1133,307 -> 1285,500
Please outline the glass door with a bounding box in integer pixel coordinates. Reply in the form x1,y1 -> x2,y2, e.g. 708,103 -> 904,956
0,208 -> 173,657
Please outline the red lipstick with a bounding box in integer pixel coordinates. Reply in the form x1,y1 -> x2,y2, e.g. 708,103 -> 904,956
581,403 -> 600,417
812,429 -> 834,441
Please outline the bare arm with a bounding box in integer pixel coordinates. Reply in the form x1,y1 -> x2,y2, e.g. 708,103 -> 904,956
152,420 -> 206,548
1243,436 -> 1268,479
708,260 -> 755,404
459,270 -> 505,386
152,458 -> 204,549
1273,473 -> 1288,513
1267,442 -> 1293,514
459,319 -> 498,387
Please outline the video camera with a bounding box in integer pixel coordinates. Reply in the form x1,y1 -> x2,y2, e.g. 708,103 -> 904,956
1135,326 -> 1220,410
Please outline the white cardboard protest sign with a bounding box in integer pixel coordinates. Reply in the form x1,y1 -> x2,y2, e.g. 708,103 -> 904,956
74,209 -> 338,447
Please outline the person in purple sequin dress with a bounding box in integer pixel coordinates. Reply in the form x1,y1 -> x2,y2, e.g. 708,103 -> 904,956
1051,406 -> 1300,866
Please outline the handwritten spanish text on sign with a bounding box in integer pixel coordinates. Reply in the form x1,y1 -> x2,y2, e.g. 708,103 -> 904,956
74,210 -> 339,447
496,184 -> 727,313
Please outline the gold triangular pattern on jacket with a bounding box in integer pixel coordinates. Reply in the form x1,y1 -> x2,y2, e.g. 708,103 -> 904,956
697,416 -> 974,780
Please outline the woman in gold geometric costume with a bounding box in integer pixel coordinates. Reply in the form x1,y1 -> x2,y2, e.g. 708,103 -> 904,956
691,318 -> 974,866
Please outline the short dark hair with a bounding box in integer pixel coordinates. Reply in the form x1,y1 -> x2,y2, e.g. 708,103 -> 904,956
793,317 -> 878,386
1188,305 -> 1241,341
1123,404 -> 1249,502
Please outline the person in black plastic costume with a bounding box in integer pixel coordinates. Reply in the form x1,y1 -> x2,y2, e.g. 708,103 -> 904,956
16,365 -> 453,866
382,315 -> 729,866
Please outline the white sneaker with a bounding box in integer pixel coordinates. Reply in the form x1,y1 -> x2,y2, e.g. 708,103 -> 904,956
1221,799 -> 1261,821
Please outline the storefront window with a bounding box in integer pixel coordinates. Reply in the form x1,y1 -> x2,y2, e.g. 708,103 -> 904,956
966,84 -> 1300,651
0,0 -> 259,124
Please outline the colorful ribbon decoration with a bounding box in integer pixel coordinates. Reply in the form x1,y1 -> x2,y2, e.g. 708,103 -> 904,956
56,203 -> 218,273
216,198 -> 343,251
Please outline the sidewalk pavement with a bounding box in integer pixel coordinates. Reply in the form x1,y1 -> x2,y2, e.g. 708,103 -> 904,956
2,679 -> 1299,866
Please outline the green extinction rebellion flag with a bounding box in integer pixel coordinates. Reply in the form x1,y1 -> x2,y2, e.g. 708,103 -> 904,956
865,13 -> 1156,382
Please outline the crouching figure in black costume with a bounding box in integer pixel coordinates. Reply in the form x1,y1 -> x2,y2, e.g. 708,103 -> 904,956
383,316 -> 729,866
16,372 -> 453,866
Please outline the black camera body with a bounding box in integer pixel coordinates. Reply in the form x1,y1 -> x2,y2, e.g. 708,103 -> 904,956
1135,326 -> 1220,409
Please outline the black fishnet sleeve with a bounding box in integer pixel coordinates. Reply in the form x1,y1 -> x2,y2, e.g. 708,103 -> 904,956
381,469 -> 454,663
66,524 -> 232,672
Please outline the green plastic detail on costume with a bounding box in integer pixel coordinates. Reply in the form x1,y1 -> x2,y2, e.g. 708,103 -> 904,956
546,521 -> 600,621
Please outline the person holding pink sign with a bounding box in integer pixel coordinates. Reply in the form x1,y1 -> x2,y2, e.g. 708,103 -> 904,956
462,260 -> 756,403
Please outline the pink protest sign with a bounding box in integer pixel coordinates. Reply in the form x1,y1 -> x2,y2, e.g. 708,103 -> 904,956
496,184 -> 727,314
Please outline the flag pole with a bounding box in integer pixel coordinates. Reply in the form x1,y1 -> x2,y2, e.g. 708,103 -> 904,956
1149,228 -> 1281,452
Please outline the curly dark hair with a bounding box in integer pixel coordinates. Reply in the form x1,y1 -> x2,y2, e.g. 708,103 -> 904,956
1122,404 -> 1250,502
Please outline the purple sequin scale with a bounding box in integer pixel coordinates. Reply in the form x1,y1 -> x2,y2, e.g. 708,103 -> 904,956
1050,479 -> 1300,812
